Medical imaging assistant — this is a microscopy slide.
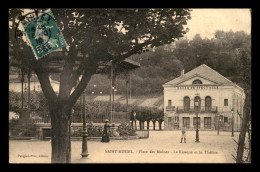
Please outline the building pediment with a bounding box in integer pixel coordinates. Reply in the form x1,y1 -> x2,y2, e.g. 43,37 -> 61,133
163,64 -> 233,87
175,74 -> 220,86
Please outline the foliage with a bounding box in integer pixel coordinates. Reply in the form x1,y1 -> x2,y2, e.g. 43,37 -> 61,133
156,110 -> 164,122
71,127 -> 82,137
130,106 -> 163,122
9,91 -> 49,118
87,30 -> 251,96
116,122 -> 137,136
71,123 -> 104,137
86,122 -> 104,137
9,119 -> 37,137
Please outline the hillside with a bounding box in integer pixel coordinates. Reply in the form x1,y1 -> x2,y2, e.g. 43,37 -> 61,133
85,94 -> 164,109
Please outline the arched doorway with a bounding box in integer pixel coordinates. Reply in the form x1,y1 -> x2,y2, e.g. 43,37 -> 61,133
194,96 -> 201,112
205,96 -> 212,112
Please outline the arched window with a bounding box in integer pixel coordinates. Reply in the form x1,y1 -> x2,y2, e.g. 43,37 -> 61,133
194,96 -> 201,112
205,96 -> 212,112
184,96 -> 190,112
192,79 -> 202,84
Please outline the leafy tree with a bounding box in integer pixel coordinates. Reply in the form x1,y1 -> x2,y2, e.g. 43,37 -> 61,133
150,108 -> 160,130
173,31 -> 251,81
157,110 -> 164,130
9,8 -> 191,163
151,114 -> 157,130
135,108 -> 146,130
145,109 -> 152,130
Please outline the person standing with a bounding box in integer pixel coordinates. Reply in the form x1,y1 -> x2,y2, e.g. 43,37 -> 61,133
180,126 -> 186,143
101,119 -> 110,143
133,112 -> 137,130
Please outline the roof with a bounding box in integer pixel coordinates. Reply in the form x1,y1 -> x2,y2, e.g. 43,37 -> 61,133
163,64 -> 234,86
43,51 -> 140,74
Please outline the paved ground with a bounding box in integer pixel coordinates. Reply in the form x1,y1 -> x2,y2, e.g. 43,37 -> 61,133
9,130 -> 240,163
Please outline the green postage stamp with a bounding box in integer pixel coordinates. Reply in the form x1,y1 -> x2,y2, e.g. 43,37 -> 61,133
21,9 -> 67,59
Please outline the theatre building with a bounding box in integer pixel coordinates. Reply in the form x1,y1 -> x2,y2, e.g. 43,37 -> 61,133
163,64 -> 245,131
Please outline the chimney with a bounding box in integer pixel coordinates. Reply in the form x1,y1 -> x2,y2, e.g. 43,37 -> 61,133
181,69 -> 185,77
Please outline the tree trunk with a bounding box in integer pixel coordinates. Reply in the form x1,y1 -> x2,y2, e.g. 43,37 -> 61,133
159,121 -> 162,130
147,121 -> 150,130
50,105 -> 72,163
236,102 -> 250,163
152,121 -> 156,130
235,49 -> 251,163
247,124 -> 251,162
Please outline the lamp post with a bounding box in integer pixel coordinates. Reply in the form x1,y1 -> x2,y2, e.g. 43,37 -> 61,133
231,108 -> 234,137
217,114 -> 220,135
81,90 -> 89,158
195,101 -> 200,143
21,68 -> 24,109
94,85 -> 97,94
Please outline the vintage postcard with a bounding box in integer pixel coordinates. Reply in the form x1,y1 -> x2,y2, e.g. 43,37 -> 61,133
9,8 -> 251,163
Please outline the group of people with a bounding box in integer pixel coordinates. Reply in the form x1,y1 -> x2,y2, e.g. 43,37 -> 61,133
101,119 -> 187,143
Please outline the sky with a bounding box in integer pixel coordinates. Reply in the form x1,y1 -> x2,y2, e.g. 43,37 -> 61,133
184,8 -> 251,39
16,8 -> 251,41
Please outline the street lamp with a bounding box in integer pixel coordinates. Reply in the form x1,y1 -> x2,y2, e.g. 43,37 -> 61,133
195,101 -> 200,143
231,108 -> 234,137
94,85 -> 97,94
81,90 -> 89,158
217,114 -> 220,135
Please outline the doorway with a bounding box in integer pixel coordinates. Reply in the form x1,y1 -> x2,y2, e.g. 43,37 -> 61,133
183,117 -> 190,128
204,117 -> 212,129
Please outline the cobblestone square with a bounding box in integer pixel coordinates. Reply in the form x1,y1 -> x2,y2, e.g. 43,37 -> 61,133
9,130 -> 239,163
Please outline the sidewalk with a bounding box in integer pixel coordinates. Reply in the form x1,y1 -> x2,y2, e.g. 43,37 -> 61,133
9,130 -> 239,163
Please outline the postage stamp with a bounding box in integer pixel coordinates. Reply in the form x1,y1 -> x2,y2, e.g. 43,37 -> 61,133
21,9 -> 67,59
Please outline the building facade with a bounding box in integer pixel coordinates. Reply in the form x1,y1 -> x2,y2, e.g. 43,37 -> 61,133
163,64 -> 245,131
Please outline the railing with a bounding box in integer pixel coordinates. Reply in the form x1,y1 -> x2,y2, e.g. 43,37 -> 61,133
176,106 -> 218,113
166,106 -> 175,111
32,118 -> 51,123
